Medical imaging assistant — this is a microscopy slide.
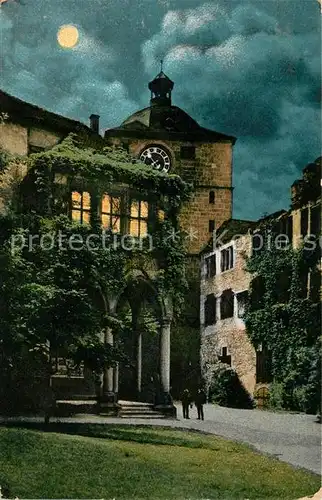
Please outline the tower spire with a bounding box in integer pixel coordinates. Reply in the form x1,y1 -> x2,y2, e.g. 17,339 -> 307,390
148,64 -> 174,107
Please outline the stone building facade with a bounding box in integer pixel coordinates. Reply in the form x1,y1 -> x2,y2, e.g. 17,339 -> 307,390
0,70 -> 237,409
105,71 -> 235,255
200,220 -> 258,395
0,89 -> 93,215
104,70 -> 236,396
200,158 -> 321,399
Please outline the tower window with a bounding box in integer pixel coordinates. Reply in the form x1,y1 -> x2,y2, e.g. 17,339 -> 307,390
71,191 -> 91,225
220,289 -> 234,319
180,146 -> 196,160
205,294 -> 216,326
221,245 -> 234,272
102,194 -> 121,233
129,200 -> 149,237
209,220 -> 215,233
209,191 -> 215,204
205,254 -> 216,278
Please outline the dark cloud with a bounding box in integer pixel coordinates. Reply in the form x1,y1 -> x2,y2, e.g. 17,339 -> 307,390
0,0 -> 320,219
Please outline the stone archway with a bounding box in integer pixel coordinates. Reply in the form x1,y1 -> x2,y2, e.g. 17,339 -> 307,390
116,273 -> 164,402
116,290 -> 161,403
99,269 -> 174,414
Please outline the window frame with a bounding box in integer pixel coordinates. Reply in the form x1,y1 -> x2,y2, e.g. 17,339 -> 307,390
220,245 -> 234,272
71,191 -> 91,225
220,289 -> 234,319
101,192 -> 122,233
129,198 -> 149,238
205,254 -> 216,279
209,219 -> 215,233
204,293 -> 217,326
180,145 -> 196,160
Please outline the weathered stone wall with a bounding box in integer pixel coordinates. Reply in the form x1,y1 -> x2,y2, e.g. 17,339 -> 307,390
0,122 -> 62,214
201,321 -> 257,395
0,122 -> 28,156
28,128 -> 61,149
200,233 -> 257,395
0,122 -> 61,156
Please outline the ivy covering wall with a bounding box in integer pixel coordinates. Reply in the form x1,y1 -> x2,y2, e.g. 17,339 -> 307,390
0,134 -> 191,412
245,224 -> 321,414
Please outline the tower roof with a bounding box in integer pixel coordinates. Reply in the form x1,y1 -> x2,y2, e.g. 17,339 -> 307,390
105,70 -> 236,144
148,71 -> 174,92
148,68 -> 174,107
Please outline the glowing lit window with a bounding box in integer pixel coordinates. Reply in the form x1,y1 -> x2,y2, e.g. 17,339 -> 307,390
129,200 -> 149,237
71,191 -> 91,224
101,194 -> 121,232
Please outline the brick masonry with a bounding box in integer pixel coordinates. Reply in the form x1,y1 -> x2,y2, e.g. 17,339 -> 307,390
106,137 -> 234,255
200,233 -> 257,395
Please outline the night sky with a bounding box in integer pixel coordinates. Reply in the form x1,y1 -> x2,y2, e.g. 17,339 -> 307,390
0,0 -> 320,219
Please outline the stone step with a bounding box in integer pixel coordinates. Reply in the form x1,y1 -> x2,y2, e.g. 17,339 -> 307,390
119,409 -> 160,415
118,401 -> 153,408
119,413 -> 166,419
119,405 -> 155,411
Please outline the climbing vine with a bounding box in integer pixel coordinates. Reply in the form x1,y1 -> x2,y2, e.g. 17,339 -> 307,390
245,223 -> 321,413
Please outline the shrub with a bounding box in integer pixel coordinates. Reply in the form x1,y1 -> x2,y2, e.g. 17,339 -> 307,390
268,382 -> 284,410
209,365 -> 254,409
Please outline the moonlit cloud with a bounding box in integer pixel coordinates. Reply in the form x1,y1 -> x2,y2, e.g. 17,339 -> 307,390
0,0 -> 320,219
141,1 -> 320,218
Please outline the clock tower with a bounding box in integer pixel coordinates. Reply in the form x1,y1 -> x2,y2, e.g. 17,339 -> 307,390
104,69 -> 236,396
105,70 -> 236,254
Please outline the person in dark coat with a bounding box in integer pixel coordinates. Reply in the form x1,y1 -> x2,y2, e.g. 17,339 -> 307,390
181,388 -> 191,419
195,388 -> 206,420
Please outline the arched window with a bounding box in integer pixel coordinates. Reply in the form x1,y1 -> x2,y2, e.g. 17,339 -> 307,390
209,191 -> 215,204
71,191 -> 91,224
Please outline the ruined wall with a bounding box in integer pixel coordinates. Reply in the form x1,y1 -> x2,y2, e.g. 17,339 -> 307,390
200,234 -> 257,395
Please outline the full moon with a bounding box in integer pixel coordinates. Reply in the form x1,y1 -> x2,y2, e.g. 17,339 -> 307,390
57,25 -> 79,48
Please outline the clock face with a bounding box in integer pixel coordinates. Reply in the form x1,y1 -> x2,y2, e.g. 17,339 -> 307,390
140,145 -> 171,173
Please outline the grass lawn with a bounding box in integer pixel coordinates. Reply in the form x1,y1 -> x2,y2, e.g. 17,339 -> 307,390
0,424 -> 320,499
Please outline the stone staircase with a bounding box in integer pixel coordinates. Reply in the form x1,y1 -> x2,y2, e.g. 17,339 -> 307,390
53,398 -> 172,419
117,400 -> 167,419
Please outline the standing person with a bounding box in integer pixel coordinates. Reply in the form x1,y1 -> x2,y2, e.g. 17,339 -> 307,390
181,388 -> 191,419
195,387 -> 206,420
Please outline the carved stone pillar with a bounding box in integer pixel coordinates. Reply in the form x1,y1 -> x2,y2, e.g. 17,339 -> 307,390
155,317 -> 176,417
137,332 -> 142,398
113,362 -> 119,399
160,318 -> 171,394
102,326 -> 115,402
